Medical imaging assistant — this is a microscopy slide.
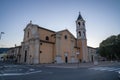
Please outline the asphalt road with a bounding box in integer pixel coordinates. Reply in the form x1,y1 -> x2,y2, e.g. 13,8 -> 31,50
0,64 -> 119,80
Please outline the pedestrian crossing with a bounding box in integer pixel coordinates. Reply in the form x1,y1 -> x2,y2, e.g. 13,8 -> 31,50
89,67 -> 120,72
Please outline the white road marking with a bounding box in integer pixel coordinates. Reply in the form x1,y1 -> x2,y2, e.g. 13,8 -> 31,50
89,67 -> 120,72
24,70 -> 42,75
29,68 -> 35,71
4,69 -> 23,72
0,70 -> 42,76
47,66 -> 77,69
0,73 -> 23,76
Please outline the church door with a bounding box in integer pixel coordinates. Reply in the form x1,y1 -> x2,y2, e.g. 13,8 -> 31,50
65,53 -> 68,63
24,50 -> 27,62
91,55 -> 94,62
65,56 -> 68,63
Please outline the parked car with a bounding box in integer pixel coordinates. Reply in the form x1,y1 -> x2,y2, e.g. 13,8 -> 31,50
118,71 -> 120,79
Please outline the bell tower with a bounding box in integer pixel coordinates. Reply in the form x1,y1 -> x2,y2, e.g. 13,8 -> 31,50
76,12 -> 86,40
76,12 -> 88,62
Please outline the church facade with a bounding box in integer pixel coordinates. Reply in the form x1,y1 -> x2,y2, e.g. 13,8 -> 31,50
17,13 -> 89,64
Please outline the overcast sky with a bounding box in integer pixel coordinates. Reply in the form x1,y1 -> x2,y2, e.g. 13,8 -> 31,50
0,0 -> 120,48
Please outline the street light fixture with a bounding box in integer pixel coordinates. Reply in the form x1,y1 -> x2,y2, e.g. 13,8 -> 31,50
0,32 -> 5,40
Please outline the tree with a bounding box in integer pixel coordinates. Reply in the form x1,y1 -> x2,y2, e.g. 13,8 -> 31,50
99,34 -> 120,60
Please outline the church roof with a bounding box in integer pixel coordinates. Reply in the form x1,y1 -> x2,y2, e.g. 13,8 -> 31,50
56,29 -> 76,39
37,25 -> 55,33
24,21 -> 55,33
77,12 -> 83,20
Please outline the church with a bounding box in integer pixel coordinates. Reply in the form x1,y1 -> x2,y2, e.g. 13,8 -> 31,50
10,13 -> 89,64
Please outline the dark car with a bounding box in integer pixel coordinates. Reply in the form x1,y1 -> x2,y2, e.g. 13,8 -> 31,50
118,71 -> 120,79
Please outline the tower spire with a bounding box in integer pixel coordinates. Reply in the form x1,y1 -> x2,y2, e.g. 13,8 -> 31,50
79,11 -> 81,15
30,20 -> 32,24
77,12 -> 83,20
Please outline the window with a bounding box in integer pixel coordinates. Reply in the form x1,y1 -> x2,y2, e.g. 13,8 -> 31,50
40,43 -> 42,45
64,35 -> 67,39
83,31 -> 85,36
27,31 -> 29,38
83,22 -> 85,26
46,36 -> 49,40
11,50 -> 14,53
40,51 -> 42,53
79,31 -> 81,36
78,22 -> 81,26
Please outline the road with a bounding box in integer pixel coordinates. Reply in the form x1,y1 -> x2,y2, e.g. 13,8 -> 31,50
0,63 -> 120,80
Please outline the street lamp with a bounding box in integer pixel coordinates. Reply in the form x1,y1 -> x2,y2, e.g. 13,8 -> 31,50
0,32 -> 5,80
0,32 -> 5,40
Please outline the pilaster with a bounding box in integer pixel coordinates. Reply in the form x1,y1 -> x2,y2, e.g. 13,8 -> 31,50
55,33 -> 63,63
33,38 -> 40,64
70,38 -> 76,63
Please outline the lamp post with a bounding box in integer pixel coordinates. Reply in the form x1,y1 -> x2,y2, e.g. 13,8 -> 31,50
0,32 -> 5,80
0,32 -> 5,40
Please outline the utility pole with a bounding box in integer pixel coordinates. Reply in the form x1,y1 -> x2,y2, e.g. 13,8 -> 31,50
0,32 -> 5,40
0,32 -> 5,80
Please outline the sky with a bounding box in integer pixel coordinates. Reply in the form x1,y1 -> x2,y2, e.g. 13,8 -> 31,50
0,0 -> 120,48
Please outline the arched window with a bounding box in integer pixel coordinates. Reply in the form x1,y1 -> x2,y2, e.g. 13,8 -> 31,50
79,31 -> 81,36
78,22 -> 81,26
64,35 -> 67,39
46,36 -> 49,41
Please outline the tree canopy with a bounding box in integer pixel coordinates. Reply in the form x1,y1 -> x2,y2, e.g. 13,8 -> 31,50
99,34 -> 120,60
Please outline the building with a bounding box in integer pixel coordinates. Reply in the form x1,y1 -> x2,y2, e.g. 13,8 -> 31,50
8,13 -> 89,64
7,46 -> 21,63
87,46 -> 98,62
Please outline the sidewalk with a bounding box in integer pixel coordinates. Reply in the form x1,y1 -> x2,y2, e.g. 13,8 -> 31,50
44,61 -> 120,68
